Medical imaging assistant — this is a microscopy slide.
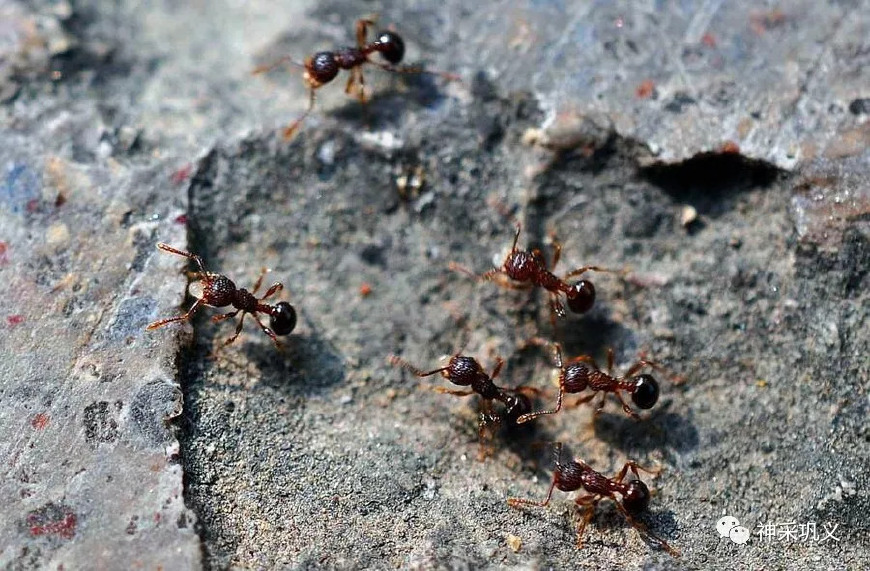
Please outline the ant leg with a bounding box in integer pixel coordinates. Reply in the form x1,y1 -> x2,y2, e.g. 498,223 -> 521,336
447,263 -> 531,290
387,355 -> 447,378
549,232 -> 562,269
250,267 -> 269,294
488,272 -> 533,290
607,348 -> 615,375
222,312 -> 248,346
344,68 -> 357,95
517,382 -> 564,424
549,293 -> 566,318
252,56 -> 306,75
251,313 -> 281,348
156,243 -> 206,273
566,392 -> 597,410
146,298 -> 204,330
508,468 -> 558,509
477,401 -> 498,461
259,282 -> 284,301
613,461 -> 661,482
561,353 -> 601,371
355,18 -> 375,48
446,261 -> 482,280
490,356 -> 505,380
624,357 -> 684,384
613,501 -> 681,557
562,265 -> 620,280
573,496 -> 599,549
614,390 -> 641,420
593,392 -> 608,416
432,387 -> 474,397
212,309 -> 239,324
510,223 -> 521,252
356,67 -> 368,103
283,87 -> 316,141
508,442 -> 563,507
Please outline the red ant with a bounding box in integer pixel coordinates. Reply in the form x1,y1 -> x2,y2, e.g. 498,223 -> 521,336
450,224 -> 618,323
388,352 -> 537,459
516,339 -> 669,423
254,18 -> 458,140
145,243 -> 296,348
508,442 -> 680,556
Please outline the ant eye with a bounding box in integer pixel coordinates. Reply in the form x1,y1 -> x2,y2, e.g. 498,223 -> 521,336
309,52 -> 339,83
376,31 -> 405,64
566,280 -> 595,313
269,302 -> 297,336
504,393 -> 531,422
622,480 -> 650,513
631,374 -> 659,409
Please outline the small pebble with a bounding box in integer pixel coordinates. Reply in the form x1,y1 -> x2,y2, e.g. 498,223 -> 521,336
680,205 -> 698,227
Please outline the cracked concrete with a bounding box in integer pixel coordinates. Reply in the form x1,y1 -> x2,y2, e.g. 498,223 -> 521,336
1,0 -> 868,569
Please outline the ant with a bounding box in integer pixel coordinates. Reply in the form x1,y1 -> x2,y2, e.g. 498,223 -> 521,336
450,224 -> 618,324
254,18 -> 458,140
388,352 -> 537,459
516,339 -> 668,423
508,442 -> 680,556
145,243 -> 297,348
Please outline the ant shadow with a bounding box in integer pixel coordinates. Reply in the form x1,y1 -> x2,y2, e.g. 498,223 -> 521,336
329,70 -> 452,130
592,407 -> 699,456
585,502 -> 681,555
189,306 -> 346,400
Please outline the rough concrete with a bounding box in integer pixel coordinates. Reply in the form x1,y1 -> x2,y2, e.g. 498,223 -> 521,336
1,0 -> 868,570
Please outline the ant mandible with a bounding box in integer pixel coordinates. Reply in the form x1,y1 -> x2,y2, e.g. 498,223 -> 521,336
516,338 -> 666,423
450,224 -> 618,323
145,243 -> 297,348
254,18 -> 458,140
388,352 -> 537,459
508,442 -> 680,556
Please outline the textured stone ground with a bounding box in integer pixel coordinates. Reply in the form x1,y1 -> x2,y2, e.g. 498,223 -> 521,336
1,1 -> 868,569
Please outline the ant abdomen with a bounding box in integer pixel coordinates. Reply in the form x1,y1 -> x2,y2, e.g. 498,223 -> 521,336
630,374 -> 660,409
622,480 -> 651,513
270,301 -> 297,336
566,280 -> 595,314
308,52 -> 340,85
375,30 -> 405,64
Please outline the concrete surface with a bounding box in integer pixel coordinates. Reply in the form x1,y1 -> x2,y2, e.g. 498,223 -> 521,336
1,0 -> 868,569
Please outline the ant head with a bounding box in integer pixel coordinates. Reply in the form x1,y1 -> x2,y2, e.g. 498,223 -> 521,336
562,364 -> 589,392
269,301 -> 297,336
307,52 -> 339,85
622,479 -> 651,513
446,355 -> 485,386
502,392 -> 532,424
504,250 -> 535,281
630,374 -> 659,409
565,279 -> 595,313
375,30 -> 405,64
201,274 -> 236,307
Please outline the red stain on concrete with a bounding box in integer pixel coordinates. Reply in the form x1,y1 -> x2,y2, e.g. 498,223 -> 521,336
27,503 -> 77,539
31,413 -> 50,430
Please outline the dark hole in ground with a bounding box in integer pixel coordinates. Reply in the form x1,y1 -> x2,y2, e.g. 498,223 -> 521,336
639,153 -> 782,217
